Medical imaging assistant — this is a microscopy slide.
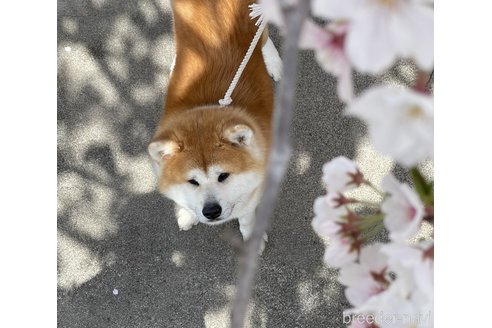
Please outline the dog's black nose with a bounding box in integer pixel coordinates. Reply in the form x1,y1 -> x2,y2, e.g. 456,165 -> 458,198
202,203 -> 222,220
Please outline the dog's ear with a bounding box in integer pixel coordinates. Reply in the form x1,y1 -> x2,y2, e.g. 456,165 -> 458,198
224,124 -> 254,146
148,140 -> 180,162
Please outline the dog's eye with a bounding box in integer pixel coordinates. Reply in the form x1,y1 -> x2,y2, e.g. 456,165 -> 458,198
188,179 -> 199,186
218,173 -> 230,182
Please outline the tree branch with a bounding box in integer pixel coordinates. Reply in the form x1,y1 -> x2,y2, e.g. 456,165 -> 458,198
230,1 -> 310,327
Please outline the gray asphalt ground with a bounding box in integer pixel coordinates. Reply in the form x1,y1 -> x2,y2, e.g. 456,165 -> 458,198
57,1 -> 427,327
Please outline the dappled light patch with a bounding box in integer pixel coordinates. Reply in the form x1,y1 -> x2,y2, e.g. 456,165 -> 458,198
171,250 -> 186,267
58,42 -> 121,107
61,17 -> 78,36
344,136 -> 392,211
57,231 -> 105,290
203,285 -> 268,328
295,150 -> 312,175
58,172 -> 118,240
297,280 -> 322,313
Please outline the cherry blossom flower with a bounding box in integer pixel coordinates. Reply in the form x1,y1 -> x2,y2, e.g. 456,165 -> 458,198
299,20 -> 353,102
367,256 -> 434,328
382,241 -> 434,301
322,156 -> 363,195
345,260 -> 432,328
312,0 -> 434,73
366,244 -> 433,328
338,243 -> 389,307
346,85 -> 433,167
381,174 -> 424,242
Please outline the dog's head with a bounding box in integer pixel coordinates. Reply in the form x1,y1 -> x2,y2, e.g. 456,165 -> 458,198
148,106 -> 268,225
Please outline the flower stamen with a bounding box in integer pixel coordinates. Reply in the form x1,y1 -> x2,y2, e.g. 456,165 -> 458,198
376,0 -> 398,8
407,105 -> 425,119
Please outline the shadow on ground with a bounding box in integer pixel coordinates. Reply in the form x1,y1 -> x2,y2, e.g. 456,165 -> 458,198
57,1 -> 374,327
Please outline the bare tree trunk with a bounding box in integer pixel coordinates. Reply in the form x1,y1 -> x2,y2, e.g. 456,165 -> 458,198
230,1 -> 310,327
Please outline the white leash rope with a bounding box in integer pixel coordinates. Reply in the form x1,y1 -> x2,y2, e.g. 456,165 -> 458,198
219,4 -> 266,106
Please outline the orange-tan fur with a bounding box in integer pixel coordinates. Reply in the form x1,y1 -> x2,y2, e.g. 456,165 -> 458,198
150,0 -> 274,190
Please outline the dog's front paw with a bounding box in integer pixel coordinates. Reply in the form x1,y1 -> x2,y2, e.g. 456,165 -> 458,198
176,207 -> 199,231
262,38 -> 282,82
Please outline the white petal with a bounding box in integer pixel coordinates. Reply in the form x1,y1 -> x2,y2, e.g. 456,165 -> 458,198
411,286 -> 434,315
359,243 -> 387,272
382,243 -> 415,260
377,297 -> 418,328
346,86 -> 399,122
313,195 -> 347,220
312,0 -> 359,20
346,86 -> 434,166
322,156 -> 360,193
345,290 -> 387,317
339,262 -> 372,286
381,175 -> 424,242
391,2 -> 434,70
312,215 -> 340,237
312,215 -> 341,237
413,261 -> 434,301
313,195 -> 330,217
346,8 -> 398,74
323,238 -> 357,267
312,196 -> 345,237
345,286 -> 373,307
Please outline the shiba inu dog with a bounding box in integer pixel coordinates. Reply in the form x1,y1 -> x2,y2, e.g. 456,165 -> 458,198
148,0 -> 282,251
